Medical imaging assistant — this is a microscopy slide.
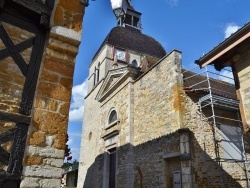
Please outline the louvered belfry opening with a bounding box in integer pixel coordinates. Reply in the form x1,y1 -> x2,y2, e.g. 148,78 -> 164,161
0,0 -> 54,187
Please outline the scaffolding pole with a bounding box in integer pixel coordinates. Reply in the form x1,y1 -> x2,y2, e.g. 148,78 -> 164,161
183,65 -> 250,187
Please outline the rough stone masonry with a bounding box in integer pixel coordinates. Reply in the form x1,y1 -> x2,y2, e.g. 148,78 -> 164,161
0,0 -> 85,187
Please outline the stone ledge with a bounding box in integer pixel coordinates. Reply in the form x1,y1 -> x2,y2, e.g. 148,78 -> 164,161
20,177 -> 61,188
51,26 -> 82,42
22,165 -> 62,178
163,152 -> 180,159
48,37 -> 79,57
101,130 -> 119,141
26,146 -> 64,158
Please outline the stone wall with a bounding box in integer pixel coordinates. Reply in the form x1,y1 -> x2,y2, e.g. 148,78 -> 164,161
0,22 -> 33,115
0,0 -> 85,187
233,38 -> 250,131
88,45 -> 108,92
133,50 -> 183,145
77,82 -> 102,188
0,22 -> 30,164
100,77 -> 133,188
79,71 -> 136,187
134,131 -> 180,188
87,44 -> 144,94
183,93 -> 247,188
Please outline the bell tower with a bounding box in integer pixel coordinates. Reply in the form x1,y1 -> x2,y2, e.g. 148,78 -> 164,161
110,0 -> 142,30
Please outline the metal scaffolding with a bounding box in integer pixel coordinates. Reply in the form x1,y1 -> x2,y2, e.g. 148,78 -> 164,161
183,65 -> 250,188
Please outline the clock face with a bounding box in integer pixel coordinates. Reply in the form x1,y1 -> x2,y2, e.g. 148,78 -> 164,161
114,48 -> 126,61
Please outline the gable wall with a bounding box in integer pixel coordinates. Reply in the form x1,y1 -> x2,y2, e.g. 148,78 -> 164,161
133,50 -> 183,146
233,39 -> 250,130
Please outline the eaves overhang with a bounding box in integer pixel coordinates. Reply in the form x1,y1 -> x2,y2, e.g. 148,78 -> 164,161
195,22 -> 250,68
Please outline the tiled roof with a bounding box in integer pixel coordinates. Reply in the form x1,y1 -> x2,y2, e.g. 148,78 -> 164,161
183,70 -> 237,100
93,26 -> 166,60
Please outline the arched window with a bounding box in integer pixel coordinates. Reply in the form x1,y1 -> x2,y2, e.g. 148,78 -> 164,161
131,59 -> 138,67
109,110 -> 117,125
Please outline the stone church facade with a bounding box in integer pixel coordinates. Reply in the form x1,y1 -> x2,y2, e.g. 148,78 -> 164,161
78,1 -> 250,188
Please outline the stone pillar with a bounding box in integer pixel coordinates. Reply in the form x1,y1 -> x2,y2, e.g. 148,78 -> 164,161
179,129 -> 192,188
20,1 -> 85,187
125,78 -> 135,187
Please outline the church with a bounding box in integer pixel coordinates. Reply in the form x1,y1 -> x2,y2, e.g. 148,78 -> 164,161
78,1 -> 250,187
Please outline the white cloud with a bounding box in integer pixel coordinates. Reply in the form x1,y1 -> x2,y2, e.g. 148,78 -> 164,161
165,0 -> 179,7
69,79 -> 88,122
69,106 -> 85,122
224,24 -> 240,38
219,70 -> 234,84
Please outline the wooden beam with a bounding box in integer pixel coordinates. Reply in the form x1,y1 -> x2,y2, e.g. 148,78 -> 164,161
0,37 -> 34,60
0,24 -> 28,76
9,0 -> 52,15
0,110 -> 30,124
201,32 -> 250,68
0,12 -> 38,33
7,123 -> 29,174
0,147 -> 9,165
20,31 -> 46,115
0,128 -> 16,144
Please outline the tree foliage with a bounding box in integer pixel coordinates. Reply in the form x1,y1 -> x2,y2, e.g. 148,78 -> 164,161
64,133 -> 72,161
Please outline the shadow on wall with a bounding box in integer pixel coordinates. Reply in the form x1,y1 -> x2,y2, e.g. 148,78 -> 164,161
81,129 -> 248,188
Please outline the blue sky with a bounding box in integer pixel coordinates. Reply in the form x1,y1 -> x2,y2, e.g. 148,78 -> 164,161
67,0 -> 250,161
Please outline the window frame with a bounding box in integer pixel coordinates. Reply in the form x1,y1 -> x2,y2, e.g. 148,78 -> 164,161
106,108 -> 119,129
